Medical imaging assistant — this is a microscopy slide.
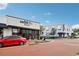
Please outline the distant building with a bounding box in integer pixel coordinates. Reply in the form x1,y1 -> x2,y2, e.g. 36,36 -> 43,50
56,24 -> 72,37
42,24 -> 72,38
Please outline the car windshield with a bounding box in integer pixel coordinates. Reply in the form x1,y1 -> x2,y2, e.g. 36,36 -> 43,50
2,35 -> 20,40
2,36 -> 10,39
0,37 -> 3,40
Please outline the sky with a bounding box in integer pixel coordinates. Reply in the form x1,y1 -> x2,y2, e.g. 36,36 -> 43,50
0,3 -> 79,25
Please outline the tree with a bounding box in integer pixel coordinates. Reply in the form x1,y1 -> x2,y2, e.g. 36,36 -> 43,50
73,29 -> 79,35
70,29 -> 79,38
71,32 -> 76,38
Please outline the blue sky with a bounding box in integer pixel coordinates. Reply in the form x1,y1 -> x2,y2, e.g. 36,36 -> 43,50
0,3 -> 79,25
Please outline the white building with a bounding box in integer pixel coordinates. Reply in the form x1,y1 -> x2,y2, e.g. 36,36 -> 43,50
42,24 -> 72,38
56,24 -> 72,37
0,15 -> 41,39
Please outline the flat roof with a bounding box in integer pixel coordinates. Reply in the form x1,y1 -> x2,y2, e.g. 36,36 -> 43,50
6,15 -> 40,24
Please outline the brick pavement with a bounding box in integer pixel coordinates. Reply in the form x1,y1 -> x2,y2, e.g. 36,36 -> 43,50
0,38 -> 79,56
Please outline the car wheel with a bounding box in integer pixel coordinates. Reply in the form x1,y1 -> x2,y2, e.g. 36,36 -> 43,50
19,42 -> 24,46
0,43 -> 3,48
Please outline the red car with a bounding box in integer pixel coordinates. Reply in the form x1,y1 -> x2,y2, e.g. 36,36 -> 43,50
0,35 -> 28,48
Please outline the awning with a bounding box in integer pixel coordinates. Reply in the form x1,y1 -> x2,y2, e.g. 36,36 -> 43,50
0,23 -> 7,28
58,32 -> 66,34
7,25 -> 40,31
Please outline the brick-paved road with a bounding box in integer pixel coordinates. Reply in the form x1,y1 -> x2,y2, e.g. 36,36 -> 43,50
0,38 -> 79,56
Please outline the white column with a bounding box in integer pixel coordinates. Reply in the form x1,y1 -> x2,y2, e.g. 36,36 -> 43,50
3,28 -> 12,37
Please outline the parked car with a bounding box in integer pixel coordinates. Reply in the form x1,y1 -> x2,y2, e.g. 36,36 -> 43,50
0,35 -> 28,48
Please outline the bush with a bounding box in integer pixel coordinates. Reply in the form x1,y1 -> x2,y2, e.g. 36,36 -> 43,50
70,33 -> 76,38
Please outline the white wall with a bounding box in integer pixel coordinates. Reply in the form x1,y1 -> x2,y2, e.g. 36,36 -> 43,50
0,16 -> 41,37
6,16 -> 40,30
0,16 -> 7,24
3,28 -> 12,37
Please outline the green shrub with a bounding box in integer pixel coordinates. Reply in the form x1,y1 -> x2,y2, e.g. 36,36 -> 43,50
70,33 -> 76,38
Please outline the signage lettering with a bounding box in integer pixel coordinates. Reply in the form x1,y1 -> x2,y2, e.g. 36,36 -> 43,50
20,20 -> 32,26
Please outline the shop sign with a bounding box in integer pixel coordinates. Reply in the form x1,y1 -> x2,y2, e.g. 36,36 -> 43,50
20,20 -> 32,26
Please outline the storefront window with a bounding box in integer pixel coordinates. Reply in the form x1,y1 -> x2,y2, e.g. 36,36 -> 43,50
12,28 -> 18,35
0,29 -> 3,39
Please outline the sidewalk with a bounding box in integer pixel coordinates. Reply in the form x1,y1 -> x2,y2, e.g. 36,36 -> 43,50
28,39 -> 51,45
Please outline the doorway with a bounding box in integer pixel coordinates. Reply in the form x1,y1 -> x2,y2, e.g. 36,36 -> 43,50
0,28 -> 3,39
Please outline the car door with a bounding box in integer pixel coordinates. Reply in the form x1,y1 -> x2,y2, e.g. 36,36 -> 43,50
3,36 -> 15,46
10,36 -> 20,45
3,36 -> 20,46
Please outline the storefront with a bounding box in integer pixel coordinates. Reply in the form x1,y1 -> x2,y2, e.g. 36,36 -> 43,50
11,26 -> 40,39
0,15 -> 41,39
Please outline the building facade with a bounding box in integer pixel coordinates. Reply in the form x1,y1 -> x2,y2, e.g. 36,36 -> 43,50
42,24 -> 72,38
55,24 -> 72,37
0,15 -> 41,39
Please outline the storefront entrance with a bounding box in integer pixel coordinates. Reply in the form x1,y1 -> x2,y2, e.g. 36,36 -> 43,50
0,23 -> 7,38
0,28 -> 3,38
58,32 -> 65,38
18,29 -> 39,40
11,27 -> 40,40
